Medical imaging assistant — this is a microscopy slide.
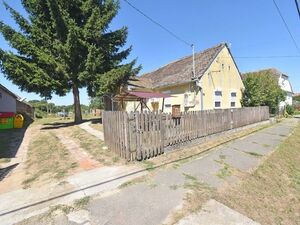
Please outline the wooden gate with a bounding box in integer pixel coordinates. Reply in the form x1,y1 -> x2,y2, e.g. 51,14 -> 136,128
135,113 -> 165,160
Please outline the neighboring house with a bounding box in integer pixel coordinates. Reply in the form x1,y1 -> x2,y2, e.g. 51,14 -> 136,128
278,72 -> 293,110
247,68 -> 293,110
0,83 -> 18,113
126,43 -> 245,113
0,83 -> 34,117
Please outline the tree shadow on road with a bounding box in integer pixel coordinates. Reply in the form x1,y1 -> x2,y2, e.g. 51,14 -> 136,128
41,118 -> 102,130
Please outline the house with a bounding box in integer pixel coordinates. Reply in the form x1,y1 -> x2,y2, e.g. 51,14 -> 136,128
126,43 -> 245,113
0,83 -> 34,117
0,83 -> 19,113
276,70 -> 293,110
246,68 -> 294,110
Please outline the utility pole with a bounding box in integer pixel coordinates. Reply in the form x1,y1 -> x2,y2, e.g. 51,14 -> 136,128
192,44 -> 196,78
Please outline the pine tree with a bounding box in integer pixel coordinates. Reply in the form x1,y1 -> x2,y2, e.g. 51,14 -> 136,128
0,0 -> 139,123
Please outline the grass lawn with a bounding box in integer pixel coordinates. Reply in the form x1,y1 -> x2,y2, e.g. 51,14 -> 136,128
23,131 -> 78,188
216,122 -> 300,225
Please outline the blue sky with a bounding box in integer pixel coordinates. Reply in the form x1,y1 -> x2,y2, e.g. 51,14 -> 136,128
0,0 -> 299,105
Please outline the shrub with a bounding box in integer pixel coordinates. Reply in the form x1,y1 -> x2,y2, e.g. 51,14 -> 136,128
285,105 -> 295,115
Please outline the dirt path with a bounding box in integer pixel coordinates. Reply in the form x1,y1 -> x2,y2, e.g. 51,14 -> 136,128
55,128 -> 100,170
0,125 -> 41,193
79,122 -> 104,141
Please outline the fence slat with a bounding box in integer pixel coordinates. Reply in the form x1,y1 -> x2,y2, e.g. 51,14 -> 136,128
103,106 -> 269,161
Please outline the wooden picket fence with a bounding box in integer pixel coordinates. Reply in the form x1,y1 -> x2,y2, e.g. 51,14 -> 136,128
102,106 -> 269,161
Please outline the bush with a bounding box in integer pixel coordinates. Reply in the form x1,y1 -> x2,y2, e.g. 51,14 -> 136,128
285,105 -> 295,115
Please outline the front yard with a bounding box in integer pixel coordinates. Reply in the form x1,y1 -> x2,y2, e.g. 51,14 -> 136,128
0,116 -> 124,190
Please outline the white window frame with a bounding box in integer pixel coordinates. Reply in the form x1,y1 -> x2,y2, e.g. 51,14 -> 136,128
214,89 -> 222,109
230,90 -> 237,108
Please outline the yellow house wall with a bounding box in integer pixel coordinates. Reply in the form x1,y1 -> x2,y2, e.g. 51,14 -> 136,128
125,46 -> 244,113
201,47 -> 245,109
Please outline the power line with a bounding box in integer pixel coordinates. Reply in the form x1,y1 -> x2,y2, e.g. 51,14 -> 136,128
271,0 -> 300,54
218,55 -> 300,60
122,0 -> 192,47
234,55 -> 300,59
295,0 -> 300,19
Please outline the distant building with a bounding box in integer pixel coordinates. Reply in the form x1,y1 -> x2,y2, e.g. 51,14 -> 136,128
0,83 -> 34,117
125,43 -> 244,113
0,83 -> 18,113
278,72 -> 293,110
249,69 -> 293,110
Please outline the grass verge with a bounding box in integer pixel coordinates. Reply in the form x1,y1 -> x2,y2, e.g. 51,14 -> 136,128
69,126 -> 124,165
23,131 -> 78,188
89,122 -> 103,131
216,122 -> 300,225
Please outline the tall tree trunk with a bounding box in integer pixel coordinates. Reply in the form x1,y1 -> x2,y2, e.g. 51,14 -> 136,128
72,84 -> 82,123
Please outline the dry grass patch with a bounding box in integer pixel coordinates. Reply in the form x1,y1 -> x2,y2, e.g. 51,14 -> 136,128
23,131 -> 78,188
69,126 -> 125,165
168,173 -> 214,225
89,122 -> 103,131
216,122 -> 300,225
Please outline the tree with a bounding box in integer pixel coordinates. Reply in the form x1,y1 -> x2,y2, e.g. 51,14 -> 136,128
0,0 -> 139,123
89,96 -> 104,109
242,69 -> 286,113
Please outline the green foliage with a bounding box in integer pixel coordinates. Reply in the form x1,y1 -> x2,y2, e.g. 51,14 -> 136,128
293,95 -> 300,103
241,70 -> 286,113
89,96 -> 104,109
285,105 -> 295,115
0,0 -> 140,122
28,99 -> 89,117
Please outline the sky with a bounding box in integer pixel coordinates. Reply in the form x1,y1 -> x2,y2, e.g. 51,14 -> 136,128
0,0 -> 299,105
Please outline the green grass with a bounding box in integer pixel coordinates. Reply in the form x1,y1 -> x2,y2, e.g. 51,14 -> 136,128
216,163 -> 232,179
262,144 -> 271,148
142,160 -> 155,170
74,196 -> 90,209
118,175 -> 147,189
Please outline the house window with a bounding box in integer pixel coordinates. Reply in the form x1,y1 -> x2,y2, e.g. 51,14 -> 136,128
214,90 -> 222,108
215,91 -> 222,96
230,91 -> 237,108
215,101 -> 221,108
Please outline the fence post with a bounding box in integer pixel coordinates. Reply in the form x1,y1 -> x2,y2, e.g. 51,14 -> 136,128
135,112 -> 142,160
230,109 -> 234,129
160,113 -> 165,154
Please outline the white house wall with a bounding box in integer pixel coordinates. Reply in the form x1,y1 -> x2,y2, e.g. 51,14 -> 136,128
0,88 -> 17,113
